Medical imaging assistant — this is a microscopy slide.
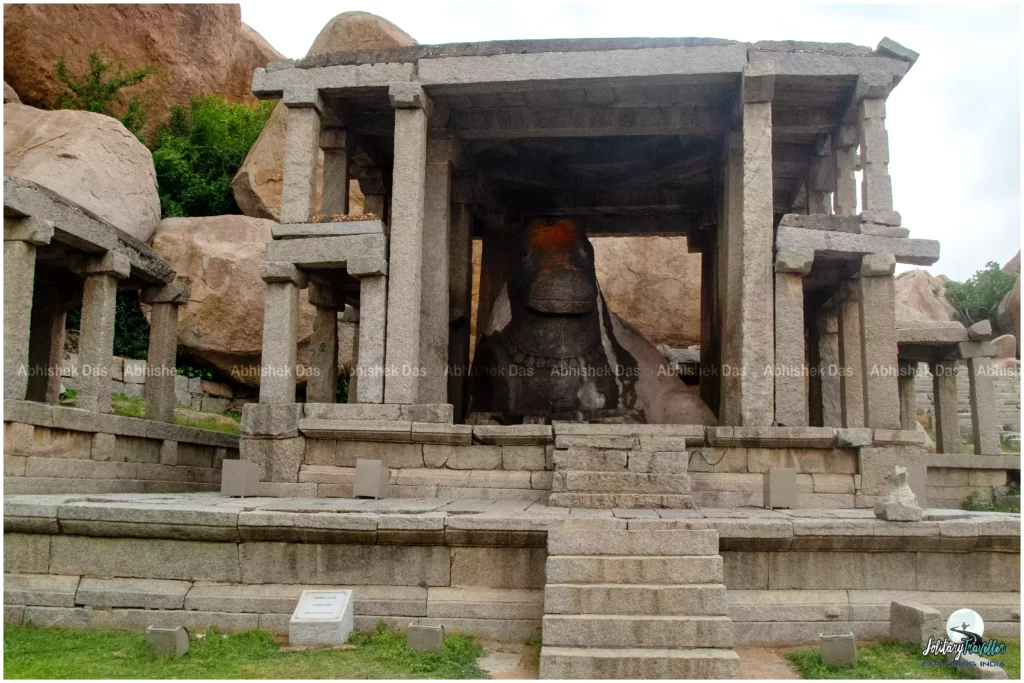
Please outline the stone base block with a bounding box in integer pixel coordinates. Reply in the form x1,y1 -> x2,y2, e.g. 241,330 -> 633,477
544,583 -> 726,616
546,555 -> 723,585
548,493 -> 695,509
539,646 -> 739,679
542,614 -> 733,648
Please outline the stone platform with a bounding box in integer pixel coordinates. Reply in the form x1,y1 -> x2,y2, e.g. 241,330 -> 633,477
4,492 -> 1020,648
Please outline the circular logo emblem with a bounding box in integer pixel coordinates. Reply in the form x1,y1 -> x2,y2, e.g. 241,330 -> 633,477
947,608 -> 985,645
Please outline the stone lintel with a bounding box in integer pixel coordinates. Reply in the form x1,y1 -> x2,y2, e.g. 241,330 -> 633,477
774,249 -> 814,275
779,214 -> 861,234
861,209 -> 902,226
282,86 -> 324,113
4,216 -> 54,245
272,220 -> 388,240
70,251 -> 131,280
259,262 -> 308,287
389,83 -> 432,111
141,281 -> 190,305
251,63 -> 416,99
748,50 -> 908,82
264,234 -> 387,274
896,322 -> 968,345
307,281 -> 341,309
860,253 -> 895,277
948,342 -> 998,360
774,226 -> 939,266
742,62 -> 775,103
855,72 -> 893,102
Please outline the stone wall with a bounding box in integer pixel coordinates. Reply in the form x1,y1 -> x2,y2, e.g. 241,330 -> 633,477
3,401 -> 239,495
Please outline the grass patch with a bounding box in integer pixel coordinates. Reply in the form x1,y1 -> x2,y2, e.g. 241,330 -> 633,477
109,393 -> 241,435
173,413 -> 241,435
963,483 -> 1020,513
4,623 -> 485,679
111,393 -> 146,418
786,639 -> 1020,680
522,627 -> 541,674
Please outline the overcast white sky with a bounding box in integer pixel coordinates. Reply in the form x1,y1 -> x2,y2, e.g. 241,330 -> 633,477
241,2 -> 1021,281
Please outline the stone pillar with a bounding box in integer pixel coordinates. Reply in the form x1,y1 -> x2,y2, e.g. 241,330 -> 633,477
898,360 -> 918,431
360,169 -> 389,222
718,65 -> 777,426
417,134 -> 455,404
858,253 -> 901,430
306,282 -> 340,404
258,262 -> 307,404
773,249 -> 812,426
858,94 -> 899,226
838,286 -> 865,427
734,63 -> 776,426
71,252 -> 131,413
342,305 -> 360,403
833,124 -> 859,216
932,360 -> 961,453
26,290 -> 67,404
808,132 -> 834,215
142,281 -> 190,423
699,235 -> 720,416
383,84 -> 430,404
967,356 -> 1000,454
4,217 -> 53,400
356,275 -> 387,403
280,88 -> 323,224
448,203 -> 474,422
818,310 -> 842,426
320,128 -> 352,218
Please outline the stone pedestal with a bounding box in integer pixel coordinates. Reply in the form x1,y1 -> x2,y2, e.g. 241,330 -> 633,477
932,360 -> 961,454
967,356 -> 999,455
858,254 -> 900,430
773,250 -> 812,426
72,252 -> 131,413
383,85 -> 430,404
280,90 -> 323,224
259,263 -> 306,404
142,282 -> 190,423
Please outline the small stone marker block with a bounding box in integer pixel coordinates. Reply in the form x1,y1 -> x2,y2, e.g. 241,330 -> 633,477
763,468 -> 797,509
820,633 -> 856,667
354,458 -> 389,499
289,590 -> 354,646
221,459 -> 262,497
408,623 -> 445,651
145,626 -> 189,658
891,600 -> 943,648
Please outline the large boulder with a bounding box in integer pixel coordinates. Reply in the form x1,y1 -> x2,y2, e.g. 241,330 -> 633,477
231,12 -> 416,220
150,215 -> 317,386
3,81 -> 19,103
594,236 -> 702,347
3,4 -> 280,140
4,103 -> 161,242
895,269 -> 959,324
995,252 -> 1019,358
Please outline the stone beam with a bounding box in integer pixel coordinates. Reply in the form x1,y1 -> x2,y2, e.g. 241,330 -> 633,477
775,225 -> 939,265
446,105 -> 725,138
264,234 -> 388,275
747,50 -> 909,80
251,63 -> 416,99
4,177 -> 174,284
416,45 -> 748,92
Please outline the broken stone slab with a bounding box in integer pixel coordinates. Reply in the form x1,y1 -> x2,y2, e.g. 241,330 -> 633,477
873,466 -> 923,522
76,577 -> 192,610
775,225 -> 939,265
779,214 -> 861,234
968,320 -> 994,341
890,600 -> 943,648
272,220 -> 388,239
897,321 -> 968,345
472,425 -> 553,446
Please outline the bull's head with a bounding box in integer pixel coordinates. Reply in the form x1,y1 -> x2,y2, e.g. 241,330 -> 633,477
514,218 -> 598,315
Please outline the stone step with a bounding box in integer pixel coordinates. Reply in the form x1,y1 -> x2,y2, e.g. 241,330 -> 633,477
547,555 -> 723,585
542,614 -> 734,648
545,583 -> 727,616
548,492 -> 694,509
553,449 -> 630,472
547,529 -> 717,556
563,471 -> 691,494
539,646 -> 740,679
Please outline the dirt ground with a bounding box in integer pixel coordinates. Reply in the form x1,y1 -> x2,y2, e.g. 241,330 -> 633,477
737,646 -> 801,679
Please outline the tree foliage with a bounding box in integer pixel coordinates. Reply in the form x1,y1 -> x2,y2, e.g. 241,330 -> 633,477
943,261 -> 1017,325
152,95 -> 274,218
55,50 -> 156,141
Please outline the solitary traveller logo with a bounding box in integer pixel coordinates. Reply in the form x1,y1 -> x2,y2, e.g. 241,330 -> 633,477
921,608 -> 1007,667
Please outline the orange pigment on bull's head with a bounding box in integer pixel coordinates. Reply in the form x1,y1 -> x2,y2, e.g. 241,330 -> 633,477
525,219 -> 581,269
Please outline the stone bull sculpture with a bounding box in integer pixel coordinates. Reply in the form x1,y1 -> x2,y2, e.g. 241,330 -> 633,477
470,218 -> 717,425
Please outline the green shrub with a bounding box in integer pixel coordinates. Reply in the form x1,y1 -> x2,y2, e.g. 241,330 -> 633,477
152,95 -> 274,218
55,49 -> 156,141
113,291 -> 150,360
944,262 -> 1017,326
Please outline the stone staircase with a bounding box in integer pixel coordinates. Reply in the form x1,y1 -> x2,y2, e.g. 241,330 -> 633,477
548,447 -> 694,509
539,528 -> 739,679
